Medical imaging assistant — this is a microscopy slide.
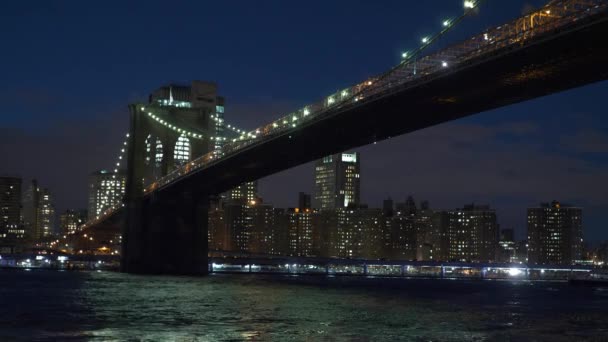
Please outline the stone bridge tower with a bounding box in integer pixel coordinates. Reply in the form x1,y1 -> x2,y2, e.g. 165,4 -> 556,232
122,81 -> 225,274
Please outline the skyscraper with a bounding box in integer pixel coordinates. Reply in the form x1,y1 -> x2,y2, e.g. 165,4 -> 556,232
88,170 -> 126,219
527,201 -> 583,265
23,180 -> 55,240
298,192 -> 311,211
0,176 -> 24,241
448,204 -> 498,262
313,152 -> 360,210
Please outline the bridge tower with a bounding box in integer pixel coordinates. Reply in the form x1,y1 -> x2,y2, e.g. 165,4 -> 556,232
121,81 -> 224,274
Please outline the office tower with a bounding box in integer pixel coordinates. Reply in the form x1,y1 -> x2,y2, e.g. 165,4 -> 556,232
383,197 -> 394,217
88,170 -> 126,219
298,192 -> 311,210
23,180 -> 55,240
448,204 -> 498,262
59,209 -> 87,235
527,201 -> 583,265
313,152 -> 360,210
395,196 -> 417,216
0,176 -> 24,240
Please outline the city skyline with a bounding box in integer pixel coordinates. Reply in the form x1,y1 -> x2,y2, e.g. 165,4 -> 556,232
2,2 -> 608,340
1,0 -> 607,243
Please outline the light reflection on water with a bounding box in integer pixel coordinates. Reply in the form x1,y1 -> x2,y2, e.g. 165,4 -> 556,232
0,270 -> 607,341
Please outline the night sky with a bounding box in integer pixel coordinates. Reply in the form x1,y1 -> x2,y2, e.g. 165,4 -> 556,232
1,1 -> 606,243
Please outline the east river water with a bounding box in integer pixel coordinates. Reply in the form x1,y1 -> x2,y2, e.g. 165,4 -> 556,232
1,270 -> 607,341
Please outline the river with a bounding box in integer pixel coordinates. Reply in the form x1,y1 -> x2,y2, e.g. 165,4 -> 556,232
1,270 -> 607,341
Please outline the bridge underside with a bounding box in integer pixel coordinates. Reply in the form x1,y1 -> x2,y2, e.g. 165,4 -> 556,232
120,13 -> 608,275
171,13 -> 608,197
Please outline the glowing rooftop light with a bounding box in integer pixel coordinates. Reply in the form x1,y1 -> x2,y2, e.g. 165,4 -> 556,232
303,108 -> 310,115
442,61 -> 448,67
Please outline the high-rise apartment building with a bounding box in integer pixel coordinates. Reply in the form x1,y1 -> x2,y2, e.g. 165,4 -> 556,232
225,181 -> 258,204
0,176 -> 24,240
248,202 -> 276,255
448,204 -> 498,262
88,170 -> 126,220
313,152 -> 360,210
287,207 -> 315,257
527,201 -> 583,265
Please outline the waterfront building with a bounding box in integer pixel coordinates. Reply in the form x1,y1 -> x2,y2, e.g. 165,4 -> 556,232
315,206 -> 386,259
447,204 -> 498,262
388,212 -> 417,260
0,176 -> 24,241
272,208 -> 291,255
223,199 -> 250,253
287,207 -> 315,257
313,152 -> 360,210
23,180 -> 55,240
248,201 -> 276,255
527,201 -> 583,265
88,170 -> 125,220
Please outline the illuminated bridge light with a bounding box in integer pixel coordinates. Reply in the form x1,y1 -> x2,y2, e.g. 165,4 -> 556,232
401,52 -> 409,58
442,61 -> 448,67
421,37 -> 429,44
464,0 -> 476,9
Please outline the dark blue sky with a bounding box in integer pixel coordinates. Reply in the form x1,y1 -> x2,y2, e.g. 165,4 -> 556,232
1,1 -> 606,243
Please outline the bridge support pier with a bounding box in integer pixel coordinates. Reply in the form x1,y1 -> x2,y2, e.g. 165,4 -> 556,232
121,191 -> 209,275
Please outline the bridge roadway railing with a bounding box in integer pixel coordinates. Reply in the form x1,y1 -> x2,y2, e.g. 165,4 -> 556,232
144,0 -> 607,196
